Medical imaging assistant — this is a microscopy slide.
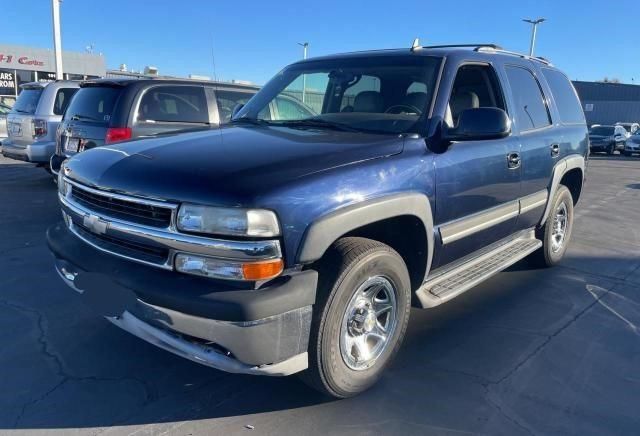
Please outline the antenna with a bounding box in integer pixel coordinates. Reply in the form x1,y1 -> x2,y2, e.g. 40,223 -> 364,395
210,33 -> 218,83
410,37 -> 421,51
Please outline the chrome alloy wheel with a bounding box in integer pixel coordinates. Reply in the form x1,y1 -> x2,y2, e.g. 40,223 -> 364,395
340,276 -> 398,371
551,201 -> 568,253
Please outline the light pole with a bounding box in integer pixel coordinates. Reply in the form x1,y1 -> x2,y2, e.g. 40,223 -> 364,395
523,18 -> 545,57
298,42 -> 309,103
52,0 -> 64,79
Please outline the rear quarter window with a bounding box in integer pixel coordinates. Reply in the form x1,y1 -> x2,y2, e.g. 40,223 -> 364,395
541,68 -> 585,125
138,85 -> 208,123
505,66 -> 551,131
53,88 -> 78,115
64,86 -> 123,124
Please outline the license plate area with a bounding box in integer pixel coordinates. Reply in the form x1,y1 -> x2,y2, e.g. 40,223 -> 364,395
9,122 -> 21,136
65,138 -> 80,153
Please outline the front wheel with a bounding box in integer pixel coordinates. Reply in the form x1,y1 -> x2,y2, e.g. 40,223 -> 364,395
531,185 -> 574,267
301,237 -> 411,398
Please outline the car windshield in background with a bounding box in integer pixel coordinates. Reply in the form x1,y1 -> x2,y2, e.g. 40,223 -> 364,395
235,55 -> 442,135
12,89 -> 43,114
64,86 -> 122,124
590,126 -> 614,135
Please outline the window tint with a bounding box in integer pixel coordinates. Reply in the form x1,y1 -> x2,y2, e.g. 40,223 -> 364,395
275,96 -> 314,118
12,89 -> 42,114
447,64 -> 506,126
505,66 -> 551,131
541,68 -> 584,125
214,90 -> 255,123
589,126 -> 614,135
53,88 -> 78,115
64,86 -> 122,124
138,86 -> 208,123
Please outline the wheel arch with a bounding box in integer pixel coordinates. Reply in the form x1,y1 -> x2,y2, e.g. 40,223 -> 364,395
296,193 -> 434,288
540,154 -> 585,226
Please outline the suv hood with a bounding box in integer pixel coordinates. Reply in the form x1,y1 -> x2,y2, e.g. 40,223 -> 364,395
63,125 -> 404,205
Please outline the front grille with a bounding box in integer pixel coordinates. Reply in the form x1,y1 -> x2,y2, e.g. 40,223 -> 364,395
71,185 -> 173,228
74,222 -> 169,265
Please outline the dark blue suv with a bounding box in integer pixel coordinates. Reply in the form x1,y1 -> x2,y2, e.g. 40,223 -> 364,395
48,44 -> 588,398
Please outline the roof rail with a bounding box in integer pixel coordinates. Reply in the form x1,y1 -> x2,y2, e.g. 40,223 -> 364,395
475,46 -> 553,66
422,43 -> 503,50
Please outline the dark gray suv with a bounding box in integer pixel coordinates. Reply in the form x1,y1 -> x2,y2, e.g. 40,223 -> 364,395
50,78 -> 269,175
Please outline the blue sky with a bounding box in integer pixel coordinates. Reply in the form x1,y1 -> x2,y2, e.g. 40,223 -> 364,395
5,0 -> 639,85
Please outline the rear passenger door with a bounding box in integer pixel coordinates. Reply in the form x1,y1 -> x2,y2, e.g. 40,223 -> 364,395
433,63 -> 522,268
133,85 -> 211,138
503,65 -> 557,229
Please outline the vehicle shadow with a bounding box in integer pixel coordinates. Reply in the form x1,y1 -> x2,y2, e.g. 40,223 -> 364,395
3,252 -> 626,432
589,154 -> 639,162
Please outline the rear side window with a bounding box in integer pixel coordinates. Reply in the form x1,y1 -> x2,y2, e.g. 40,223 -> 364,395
541,68 -> 585,125
138,85 -> 208,123
53,88 -> 78,115
505,66 -> 551,131
12,89 -> 43,114
214,90 -> 255,123
64,86 -> 122,124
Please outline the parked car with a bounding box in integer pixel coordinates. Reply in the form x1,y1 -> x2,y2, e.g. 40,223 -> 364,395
623,130 -> 640,156
0,102 -> 11,144
1,81 -> 79,171
48,44 -> 587,398
615,122 -> 639,136
49,78 -> 266,175
588,125 -> 626,154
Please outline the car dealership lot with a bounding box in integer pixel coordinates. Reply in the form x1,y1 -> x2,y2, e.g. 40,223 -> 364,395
1,154 -> 639,435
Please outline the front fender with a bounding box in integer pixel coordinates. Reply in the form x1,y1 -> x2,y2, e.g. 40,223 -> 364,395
296,192 -> 434,282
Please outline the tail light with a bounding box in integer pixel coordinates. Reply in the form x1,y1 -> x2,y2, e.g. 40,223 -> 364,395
32,119 -> 47,138
105,127 -> 132,144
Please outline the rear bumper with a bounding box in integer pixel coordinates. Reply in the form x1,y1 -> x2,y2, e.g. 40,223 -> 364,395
48,222 -> 318,374
1,139 -> 56,163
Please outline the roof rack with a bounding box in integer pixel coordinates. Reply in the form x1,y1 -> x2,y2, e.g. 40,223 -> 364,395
475,46 -> 553,66
421,43 -> 503,50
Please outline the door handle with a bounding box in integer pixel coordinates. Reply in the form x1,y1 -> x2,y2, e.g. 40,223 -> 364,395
507,152 -> 521,169
550,143 -> 560,158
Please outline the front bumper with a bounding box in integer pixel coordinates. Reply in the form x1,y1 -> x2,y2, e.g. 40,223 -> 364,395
48,222 -> 318,375
1,139 -> 56,164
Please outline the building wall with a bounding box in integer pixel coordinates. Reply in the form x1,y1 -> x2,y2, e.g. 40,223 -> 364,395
572,81 -> 640,126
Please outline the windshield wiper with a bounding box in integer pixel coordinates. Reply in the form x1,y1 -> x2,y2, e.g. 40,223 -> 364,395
70,114 -> 102,122
230,117 -> 270,126
271,119 -> 361,132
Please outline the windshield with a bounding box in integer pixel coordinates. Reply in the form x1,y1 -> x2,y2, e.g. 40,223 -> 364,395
63,86 -> 122,124
12,89 -> 43,114
590,126 -> 614,136
235,55 -> 442,135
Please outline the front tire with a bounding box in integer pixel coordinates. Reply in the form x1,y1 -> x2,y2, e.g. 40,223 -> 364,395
532,185 -> 574,267
301,237 -> 411,398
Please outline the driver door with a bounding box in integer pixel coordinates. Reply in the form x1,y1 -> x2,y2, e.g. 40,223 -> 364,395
432,63 -> 521,268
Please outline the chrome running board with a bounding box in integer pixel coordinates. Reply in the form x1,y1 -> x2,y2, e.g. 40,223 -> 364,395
416,230 -> 542,308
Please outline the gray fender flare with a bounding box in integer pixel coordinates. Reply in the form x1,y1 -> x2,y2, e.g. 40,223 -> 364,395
540,154 -> 586,225
297,193 -> 434,283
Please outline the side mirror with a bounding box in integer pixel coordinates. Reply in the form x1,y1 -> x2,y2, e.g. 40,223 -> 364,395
445,107 -> 511,142
231,103 -> 245,119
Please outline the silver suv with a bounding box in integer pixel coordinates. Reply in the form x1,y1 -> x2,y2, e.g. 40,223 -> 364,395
2,81 -> 79,171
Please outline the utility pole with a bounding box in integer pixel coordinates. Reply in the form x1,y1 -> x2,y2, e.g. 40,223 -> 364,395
523,18 -> 545,57
298,42 -> 309,103
52,0 -> 63,79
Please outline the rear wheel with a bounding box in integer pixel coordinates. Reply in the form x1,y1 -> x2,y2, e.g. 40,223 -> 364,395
301,237 -> 411,398
531,185 -> 574,267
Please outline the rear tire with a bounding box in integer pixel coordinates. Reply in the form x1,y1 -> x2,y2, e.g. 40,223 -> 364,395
531,185 -> 574,267
300,237 -> 411,398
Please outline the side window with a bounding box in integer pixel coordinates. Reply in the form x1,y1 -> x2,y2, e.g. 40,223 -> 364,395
275,96 -> 314,119
505,66 -> 551,131
53,88 -> 78,115
214,90 -> 255,123
541,68 -> 585,125
138,86 -> 208,123
340,75 -> 381,111
447,64 -> 506,127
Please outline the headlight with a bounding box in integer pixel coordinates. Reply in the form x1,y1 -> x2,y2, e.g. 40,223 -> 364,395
176,204 -> 280,237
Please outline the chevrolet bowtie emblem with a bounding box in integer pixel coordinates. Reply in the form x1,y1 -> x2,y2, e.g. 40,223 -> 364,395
83,214 -> 108,235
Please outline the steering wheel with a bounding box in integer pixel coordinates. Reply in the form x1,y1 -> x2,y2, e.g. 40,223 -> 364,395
384,104 -> 422,115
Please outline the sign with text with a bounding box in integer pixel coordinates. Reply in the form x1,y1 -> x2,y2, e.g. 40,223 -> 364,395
0,69 -> 16,95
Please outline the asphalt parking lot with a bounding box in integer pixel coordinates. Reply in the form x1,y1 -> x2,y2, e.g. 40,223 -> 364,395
1,152 -> 639,436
